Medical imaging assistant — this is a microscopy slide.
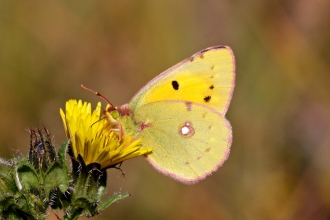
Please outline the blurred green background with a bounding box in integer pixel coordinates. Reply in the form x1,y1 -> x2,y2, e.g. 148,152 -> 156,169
1,1 -> 330,219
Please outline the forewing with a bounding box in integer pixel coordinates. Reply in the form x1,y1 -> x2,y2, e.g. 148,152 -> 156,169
129,46 -> 235,114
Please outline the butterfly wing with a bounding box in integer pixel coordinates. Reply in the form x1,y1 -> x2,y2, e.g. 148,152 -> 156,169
121,101 -> 232,184
129,46 -> 235,114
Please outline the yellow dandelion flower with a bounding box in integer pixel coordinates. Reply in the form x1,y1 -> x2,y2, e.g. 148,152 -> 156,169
59,100 -> 151,169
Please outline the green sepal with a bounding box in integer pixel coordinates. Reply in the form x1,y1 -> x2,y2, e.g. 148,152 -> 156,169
74,197 -> 94,213
63,197 -> 89,220
57,139 -> 70,172
6,196 -> 34,219
44,161 -> 69,198
95,169 -> 107,201
0,196 -> 15,216
96,192 -> 130,213
24,193 -> 45,220
10,156 -> 29,165
3,210 -> 27,220
0,159 -> 17,198
63,204 -> 83,220
15,163 -> 40,192
86,166 -> 107,202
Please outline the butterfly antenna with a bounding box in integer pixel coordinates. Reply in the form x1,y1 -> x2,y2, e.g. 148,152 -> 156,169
81,84 -> 114,109
91,117 -> 106,127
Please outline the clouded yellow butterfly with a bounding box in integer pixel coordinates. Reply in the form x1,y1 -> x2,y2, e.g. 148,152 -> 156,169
104,45 -> 235,184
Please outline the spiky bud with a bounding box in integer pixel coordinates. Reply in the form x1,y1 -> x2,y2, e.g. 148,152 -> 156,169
28,127 -> 56,171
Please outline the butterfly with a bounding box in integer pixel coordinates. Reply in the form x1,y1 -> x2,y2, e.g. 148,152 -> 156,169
96,45 -> 235,184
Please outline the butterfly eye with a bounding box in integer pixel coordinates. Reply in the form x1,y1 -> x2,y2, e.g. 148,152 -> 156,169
110,109 -> 120,120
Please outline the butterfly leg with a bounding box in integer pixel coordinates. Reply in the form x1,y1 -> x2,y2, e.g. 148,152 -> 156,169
116,124 -> 124,142
106,124 -> 123,142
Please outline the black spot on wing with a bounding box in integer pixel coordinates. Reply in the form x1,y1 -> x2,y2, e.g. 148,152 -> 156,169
204,96 -> 211,103
209,85 -> 214,90
172,81 -> 179,90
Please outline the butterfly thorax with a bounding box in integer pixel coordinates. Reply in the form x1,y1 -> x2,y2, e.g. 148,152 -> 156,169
103,104 -> 132,123
117,104 -> 132,116
103,103 -> 140,139
117,114 -> 141,139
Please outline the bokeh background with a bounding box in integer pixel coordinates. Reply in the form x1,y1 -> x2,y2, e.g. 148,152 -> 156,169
1,1 -> 330,219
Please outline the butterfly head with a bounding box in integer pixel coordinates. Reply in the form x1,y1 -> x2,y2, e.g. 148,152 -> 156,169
103,104 -> 132,125
103,106 -> 120,124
